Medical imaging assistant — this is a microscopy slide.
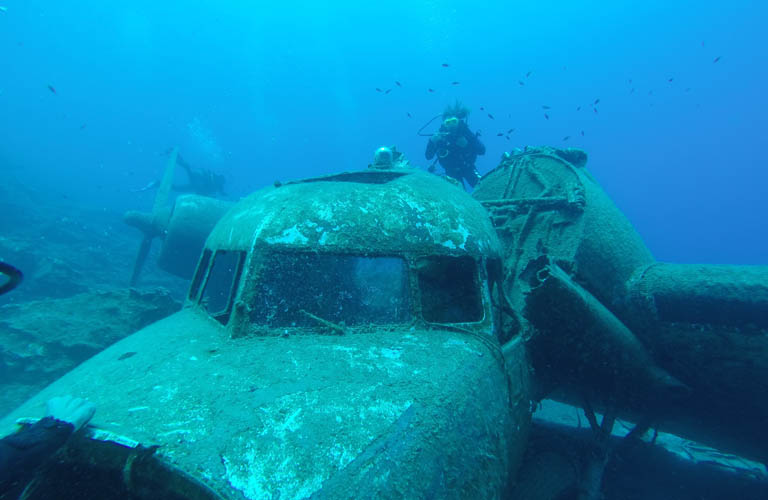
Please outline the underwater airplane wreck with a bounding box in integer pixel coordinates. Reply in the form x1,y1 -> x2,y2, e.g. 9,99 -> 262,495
1,146 -> 766,499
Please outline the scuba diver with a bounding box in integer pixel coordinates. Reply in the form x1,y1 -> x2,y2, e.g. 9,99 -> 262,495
369,146 -> 413,170
0,396 -> 95,498
134,153 -> 227,197
0,265 -> 96,498
424,101 -> 485,189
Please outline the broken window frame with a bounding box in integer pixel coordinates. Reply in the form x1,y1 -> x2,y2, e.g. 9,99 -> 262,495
187,249 -> 213,303
197,249 -> 246,326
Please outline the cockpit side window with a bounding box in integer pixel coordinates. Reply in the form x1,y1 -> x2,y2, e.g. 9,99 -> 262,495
416,256 -> 483,323
199,250 -> 245,325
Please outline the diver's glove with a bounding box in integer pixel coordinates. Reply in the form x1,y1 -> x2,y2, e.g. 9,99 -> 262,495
45,396 -> 96,432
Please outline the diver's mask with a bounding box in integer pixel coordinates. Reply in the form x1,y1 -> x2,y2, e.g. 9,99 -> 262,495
443,117 -> 460,132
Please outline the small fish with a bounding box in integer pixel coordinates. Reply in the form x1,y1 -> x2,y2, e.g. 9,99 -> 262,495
576,106 -> 581,111
630,88 -> 635,94
628,79 -> 633,84
451,81 -> 460,85
395,81 -> 402,87
684,87 -> 691,93
544,113 -> 549,120
542,105 -> 550,110
518,81 -> 525,86
407,112 -> 412,118
580,130 -> 585,136
384,88 -> 391,94
118,351 -> 137,361
487,113 -> 495,119
525,71 -> 532,77
428,88 -> 434,93
713,56 -> 721,63
375,88 -> 382,92
505,136 -> 510,141
667,77 -> 674,83
441,63 -> 450,67
79,124 -> 87,130
593,107 -> 598,114
496,132 -> 503,136
563,136 -> 570,141
47,85 -> 56,94
593,98 -> 600,105
507,128 -> 515,134
480,106 -> 485,111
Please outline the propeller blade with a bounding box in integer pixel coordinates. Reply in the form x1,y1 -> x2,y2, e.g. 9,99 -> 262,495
153,147 -> 178,217
129,236 -> 153,287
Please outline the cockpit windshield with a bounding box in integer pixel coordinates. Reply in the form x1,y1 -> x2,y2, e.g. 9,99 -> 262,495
250,253 -> 410,328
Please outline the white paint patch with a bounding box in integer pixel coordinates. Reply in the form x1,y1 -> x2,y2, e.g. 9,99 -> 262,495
455,224 -> 471,250
378,347 -> 402,360
441,239 -> 457,249
405,200 -> 425,213
266,225 -> 309,245
314,203 -> 335,221
223,448 -> 324,500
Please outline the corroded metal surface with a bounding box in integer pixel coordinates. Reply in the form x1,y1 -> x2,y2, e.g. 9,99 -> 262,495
0,310 -> 529,499
207,169 -> 500,259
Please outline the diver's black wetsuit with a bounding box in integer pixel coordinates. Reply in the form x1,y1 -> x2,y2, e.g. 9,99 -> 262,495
135,156 -> 226,197
0,418 -> 74,498
425,120 -> 485,188
0,265 -> 71,498
175,157 -> 226,197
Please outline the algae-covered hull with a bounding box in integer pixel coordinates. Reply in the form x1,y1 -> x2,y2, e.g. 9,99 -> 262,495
0,309 -> 531,499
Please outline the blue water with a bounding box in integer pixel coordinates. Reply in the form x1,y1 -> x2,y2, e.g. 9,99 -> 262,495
1,0 -> 766,264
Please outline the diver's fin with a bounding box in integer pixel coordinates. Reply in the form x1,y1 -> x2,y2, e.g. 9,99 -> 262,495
129,236 -> 153,287
0,261 -> 23,296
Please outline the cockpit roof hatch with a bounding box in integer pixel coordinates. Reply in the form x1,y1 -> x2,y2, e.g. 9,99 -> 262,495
289,170 -> 408,185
